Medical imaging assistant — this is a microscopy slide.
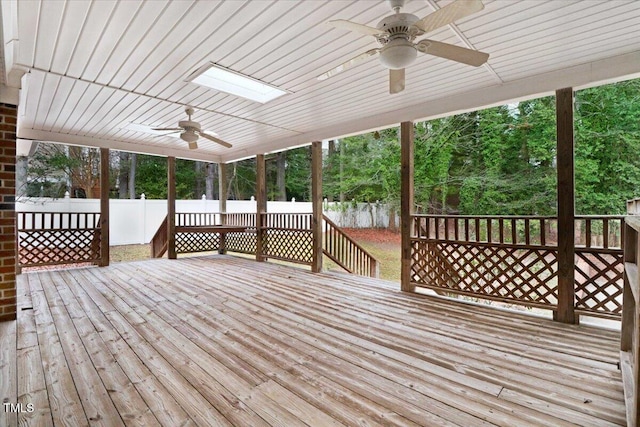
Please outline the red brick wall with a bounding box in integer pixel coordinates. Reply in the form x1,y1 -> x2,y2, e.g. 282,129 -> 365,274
0,103 -> 16,322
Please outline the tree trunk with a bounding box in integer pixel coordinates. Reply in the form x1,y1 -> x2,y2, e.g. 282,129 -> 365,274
339,140 -> 345,203
276,151 -> 286,201
118,152 -> 129,199
227,163 -> 237,200
205,162 -> 216,200
327,140 -> 336,202
128,153 -> 137,199
195,161 -> 204,199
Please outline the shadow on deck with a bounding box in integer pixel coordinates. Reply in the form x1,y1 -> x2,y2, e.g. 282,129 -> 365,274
1,255 -> 625,426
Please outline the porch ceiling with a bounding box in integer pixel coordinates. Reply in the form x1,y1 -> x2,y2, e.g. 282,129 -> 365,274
2,0 -> 640,163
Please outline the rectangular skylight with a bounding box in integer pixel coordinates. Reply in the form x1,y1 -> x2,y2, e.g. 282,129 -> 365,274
185,62 -> 289,104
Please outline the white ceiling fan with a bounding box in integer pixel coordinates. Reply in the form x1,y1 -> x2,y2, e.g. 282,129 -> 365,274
152,107 -> 233,149
318,0 -> 490,94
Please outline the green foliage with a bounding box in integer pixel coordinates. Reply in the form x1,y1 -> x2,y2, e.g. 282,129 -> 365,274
321,78 -> 640,215
283,146 -> 311,201
575,79 -> 640,214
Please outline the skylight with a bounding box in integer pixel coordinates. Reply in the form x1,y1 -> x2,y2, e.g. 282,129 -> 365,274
185,63 -> 289,104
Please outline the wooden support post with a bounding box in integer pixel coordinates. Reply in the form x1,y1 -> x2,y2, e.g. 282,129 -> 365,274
401,122 -> 415,292
556,87 -> 577,324
311,141 -> 323,273
99,148 -> 110,267
167,156 -> 176,260
218,162 -> 227,253
255,154 -> 267,262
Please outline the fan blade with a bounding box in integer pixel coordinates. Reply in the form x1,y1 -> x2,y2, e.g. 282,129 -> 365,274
415,0 -> 484,34
197,131 -> 233,148
317,48 -> 380,81
188,141 -> 198,150
417,39 -> 489,66
328,20 -> 385,37
389,69 -> 405,94
151,127 -> 183,131
154,130 -> 182,137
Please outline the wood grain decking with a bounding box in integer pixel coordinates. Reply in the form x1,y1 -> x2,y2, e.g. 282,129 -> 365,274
1,255 -> 626,426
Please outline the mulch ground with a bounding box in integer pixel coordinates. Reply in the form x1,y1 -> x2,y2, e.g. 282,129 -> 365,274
341,228 -> 401,245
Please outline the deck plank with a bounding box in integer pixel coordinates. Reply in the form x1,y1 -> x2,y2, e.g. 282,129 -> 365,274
29,272 -> 88,426
165,258 -> 625,425
0,320 -> 17,427
10,255 -> 627,427
16,277 -> 53,427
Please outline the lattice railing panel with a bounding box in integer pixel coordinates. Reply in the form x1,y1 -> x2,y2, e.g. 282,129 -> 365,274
18,229 -> 101,266
411,240 -> 558,307
263,229 -> 313,264
225,232 -> 257,254
176,232 -> 221,254
574,250 -> 623,316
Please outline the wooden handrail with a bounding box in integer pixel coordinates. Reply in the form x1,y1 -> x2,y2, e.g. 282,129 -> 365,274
322,214 -> 379,278
622,215 -> 640,427
151,215 -> 168,258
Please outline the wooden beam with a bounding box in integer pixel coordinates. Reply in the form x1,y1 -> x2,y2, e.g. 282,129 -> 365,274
167,156 -> 176,260
99,148 -> 110,267
311,141 -> 323,273
256,155 -> 267,262
218,163 -> 227,217
218,162 -> 227,253
401,122 -> 415,292
555,87 -> 576,324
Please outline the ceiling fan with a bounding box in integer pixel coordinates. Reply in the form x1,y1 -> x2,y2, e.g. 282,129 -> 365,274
152,107 -> 232,149
317,0 -> 490,94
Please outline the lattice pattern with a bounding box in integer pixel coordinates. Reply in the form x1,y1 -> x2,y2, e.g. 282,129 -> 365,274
176,232 -> 220,254
411,240 -> 558,306
225,232 -> 257,254
18,229 -> 101,266
575,250 -> 623,316
263,230 -> 313,264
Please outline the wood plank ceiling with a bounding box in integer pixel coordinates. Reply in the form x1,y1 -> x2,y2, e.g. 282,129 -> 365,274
3,0 -> 640,163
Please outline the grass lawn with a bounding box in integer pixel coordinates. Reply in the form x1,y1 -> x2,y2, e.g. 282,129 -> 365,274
109,228 -> 402,282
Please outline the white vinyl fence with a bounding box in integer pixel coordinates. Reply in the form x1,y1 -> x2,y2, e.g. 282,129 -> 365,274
17,197 -> 397,246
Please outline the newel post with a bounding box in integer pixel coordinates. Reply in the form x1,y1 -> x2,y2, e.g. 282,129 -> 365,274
256,154 -> 267,262
99,148 -> 110,267
555,87 -> 577,324
167,156 -> 176,259
311,141 -> 323,273
401,122 -> 415,292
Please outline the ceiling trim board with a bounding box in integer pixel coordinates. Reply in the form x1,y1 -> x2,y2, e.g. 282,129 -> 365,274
18,128 -> 223,163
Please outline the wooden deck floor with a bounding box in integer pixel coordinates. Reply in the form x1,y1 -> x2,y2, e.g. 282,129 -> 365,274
1,255 -> 626,426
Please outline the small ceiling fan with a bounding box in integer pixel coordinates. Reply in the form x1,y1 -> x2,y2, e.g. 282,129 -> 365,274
317,0 -> 490,94
152,107 -> 232,149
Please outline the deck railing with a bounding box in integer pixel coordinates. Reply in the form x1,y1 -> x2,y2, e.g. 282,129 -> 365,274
622,215 -> 640,427
323,214 -> 379,277
17,211 -> 102,268
411,214 -> 624,318
260,213 -> 313,265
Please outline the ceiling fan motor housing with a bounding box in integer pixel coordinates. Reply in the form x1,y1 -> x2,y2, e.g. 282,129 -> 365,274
178,120 -> 201,131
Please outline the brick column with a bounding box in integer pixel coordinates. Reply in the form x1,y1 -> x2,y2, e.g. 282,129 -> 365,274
0,103 -> 17,322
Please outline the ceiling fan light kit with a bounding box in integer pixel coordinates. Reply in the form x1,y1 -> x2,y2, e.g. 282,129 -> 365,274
379,38 -> 417,69
318,0 -> 489,94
